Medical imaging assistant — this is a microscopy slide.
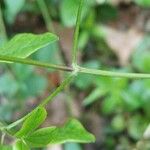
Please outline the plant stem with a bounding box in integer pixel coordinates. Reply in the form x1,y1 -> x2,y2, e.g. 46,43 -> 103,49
0,55 -> 73,72
36,0 -> 54,32
72,0 -> 84,65
0,4 -> 7,42
6,73 -> 75,130
40,73 -> 75,107
79,66 -> 150,79
1,55 -> 150,79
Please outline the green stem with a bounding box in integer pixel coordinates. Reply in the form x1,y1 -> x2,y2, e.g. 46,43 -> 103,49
1,55 -> 150,79
0,4 -> 7,42
6,73 -> 75,130
0,55 -> 73,72
79,66 -> 150,79
40,73 -> 75,107
36,0 -> 54,32
72,0 -> 84,65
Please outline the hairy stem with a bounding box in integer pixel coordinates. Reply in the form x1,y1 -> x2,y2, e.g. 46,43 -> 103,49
72,0 -> 84,65
0,4 -> 7,42
6,73 -> 75,130
36,0 -> 54,32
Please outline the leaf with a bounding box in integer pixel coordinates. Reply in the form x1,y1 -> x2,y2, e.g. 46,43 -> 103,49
83,88 -> 106,106
60,0 -> 90,27
128,114 -> 148,140
0,145 -> 12,150
25,119 -> 95,147
13,140 -> 30,150
0,33 -> 58,61
15,107 -> 47,138
132,36 -> 150,73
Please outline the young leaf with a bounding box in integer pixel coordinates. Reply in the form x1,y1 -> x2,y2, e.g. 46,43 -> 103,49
0,33 -> 58,61
13,140 -> 30,150
25,119 -> 95,148
15,107 -> 47,138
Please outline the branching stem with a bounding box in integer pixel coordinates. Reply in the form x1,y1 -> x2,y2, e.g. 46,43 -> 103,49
6,73 -> 75,130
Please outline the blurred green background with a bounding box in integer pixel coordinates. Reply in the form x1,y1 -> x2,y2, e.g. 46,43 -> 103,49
0,0 -> 150,149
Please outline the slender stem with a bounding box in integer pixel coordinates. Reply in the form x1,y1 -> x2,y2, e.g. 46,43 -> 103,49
6,73 -> 75,130
0,4 -> 7,42
79,66 -> 150,79
72,0 -> 84,65
36,0 -> 54,32
1,55 -> 150,79
0,55 -> 73,72
40,73 -> 75,107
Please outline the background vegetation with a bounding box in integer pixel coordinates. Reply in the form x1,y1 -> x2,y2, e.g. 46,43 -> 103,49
0,0 -> 150,149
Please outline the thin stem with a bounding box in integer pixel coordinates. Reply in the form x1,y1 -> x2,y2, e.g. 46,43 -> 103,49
1,55 -> 150,79
0,3 -> 7,42
79,66 -> 150,79
72,0 -> 84,65
40,73 -> 75,107
36,0 -> 54,32
0,55 -> 73,72
6,73 -> 75,130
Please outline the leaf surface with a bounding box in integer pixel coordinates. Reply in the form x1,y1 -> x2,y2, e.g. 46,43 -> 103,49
15,107 -> 47,138
25,119 -> 95,147
13,140 -> 30,150
0,33 -> 58,60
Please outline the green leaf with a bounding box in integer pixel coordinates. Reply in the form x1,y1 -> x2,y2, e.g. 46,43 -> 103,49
0,33 -> 58,61
25,119 -> 95,147
83,88 -> 106,106
13,140 -> 30,150
15,107 -> 47,138
132,36 -> 150,73
60,0 -> 90,27
0,145 -> 12,150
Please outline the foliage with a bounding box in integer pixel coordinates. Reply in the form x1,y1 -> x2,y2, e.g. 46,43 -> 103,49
0,0 -> 150,150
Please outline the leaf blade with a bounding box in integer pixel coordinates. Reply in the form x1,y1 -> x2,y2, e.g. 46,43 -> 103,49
15,107 -> 47,138
25,119 -> 95,147
13,140 -> 30,150
0,33 -> 58,60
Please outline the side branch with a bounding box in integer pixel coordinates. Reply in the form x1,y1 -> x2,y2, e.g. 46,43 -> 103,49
6,73 -> 75,130
0,55 -> 150,79
0,55 -> 73,72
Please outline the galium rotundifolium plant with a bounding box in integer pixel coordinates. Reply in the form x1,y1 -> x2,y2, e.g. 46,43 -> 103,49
0,0 -> 150,149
